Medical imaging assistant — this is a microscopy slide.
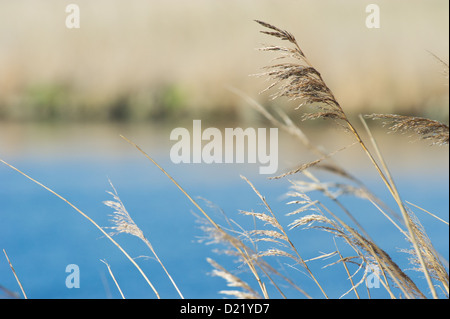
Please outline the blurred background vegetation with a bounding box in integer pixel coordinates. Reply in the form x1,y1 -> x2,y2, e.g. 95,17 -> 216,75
0,1 -> 448,300
0,0 -> 448,125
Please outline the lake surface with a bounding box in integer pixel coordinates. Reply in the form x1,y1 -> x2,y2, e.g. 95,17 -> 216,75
0,122 -> 448,299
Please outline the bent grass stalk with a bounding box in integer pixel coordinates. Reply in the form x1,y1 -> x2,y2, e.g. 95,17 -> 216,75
335,243 -> 360,299
0,158 -> 160,299
101,259 -> 125,299
3,249 -> 27,299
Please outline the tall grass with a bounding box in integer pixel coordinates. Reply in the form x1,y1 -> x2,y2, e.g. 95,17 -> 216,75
1,20 -> 448,299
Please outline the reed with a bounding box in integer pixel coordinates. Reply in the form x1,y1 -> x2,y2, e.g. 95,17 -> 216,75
230,20 -> 448,298
197,20 -> 448,299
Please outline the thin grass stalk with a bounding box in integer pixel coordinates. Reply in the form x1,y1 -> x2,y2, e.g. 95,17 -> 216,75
227,86 -> 325,159
406,201 -> 449,226
142,237 -> 184,298
252,260 -> 287,299
367,198 -> 409,238
334,241 -> 360,299
101,259 -> 125,299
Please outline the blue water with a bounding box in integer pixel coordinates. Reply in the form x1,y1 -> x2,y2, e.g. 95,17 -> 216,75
0,151 -> 448,299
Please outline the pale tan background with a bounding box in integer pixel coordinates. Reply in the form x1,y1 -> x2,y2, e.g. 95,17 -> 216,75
0,0 -> 448,122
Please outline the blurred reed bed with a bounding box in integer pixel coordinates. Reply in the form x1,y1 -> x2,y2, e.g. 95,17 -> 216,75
0,0 -> 448,123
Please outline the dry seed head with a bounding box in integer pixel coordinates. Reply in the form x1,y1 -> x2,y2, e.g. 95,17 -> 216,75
402,209 -> 449,284
103,184 -> 145,240
249,229 -> 288,242
258,248 -> 296,260
104,199 -> 144,239
255,20 -> 299,48
255,20 -> 346,122
240,210 -> 282,231
366,113 -> 449,146
288,214 -> 335,230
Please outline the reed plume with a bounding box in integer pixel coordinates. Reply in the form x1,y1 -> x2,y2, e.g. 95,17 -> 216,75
104,180 -> 184,299
254,20 -> 346,122
255,20 -> 441,298
366,114 -> 449,146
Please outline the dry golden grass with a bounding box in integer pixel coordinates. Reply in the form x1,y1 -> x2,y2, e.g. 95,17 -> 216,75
366,114 -> 449,146
0,16 -> 448,300
104,180 -> 184,298
189,20 -> 448,299
2,249 -> 27,299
